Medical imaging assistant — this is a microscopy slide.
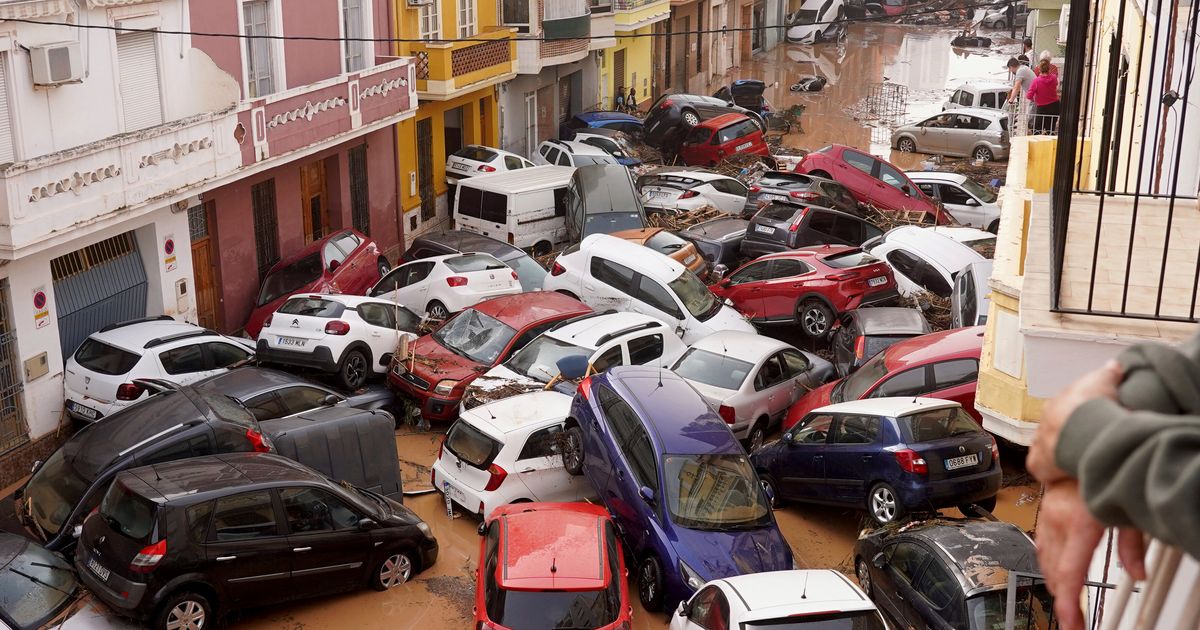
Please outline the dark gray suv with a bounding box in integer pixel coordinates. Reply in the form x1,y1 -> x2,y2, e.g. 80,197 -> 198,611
741,202 -> 883,259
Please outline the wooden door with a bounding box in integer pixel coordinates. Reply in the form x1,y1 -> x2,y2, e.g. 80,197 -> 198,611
300,160 -> 329,243
740,5 -> 752,61
614,49 -> 626,97
190,201 -> 221,330
536,85 -> 554,144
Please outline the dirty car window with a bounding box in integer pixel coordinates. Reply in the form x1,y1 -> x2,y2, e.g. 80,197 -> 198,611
432,309 -> 517,365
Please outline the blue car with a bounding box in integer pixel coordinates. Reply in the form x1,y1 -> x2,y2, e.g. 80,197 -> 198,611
562,365 -> 793,612
751,397 -> 1001,527
559,111 -> 644,141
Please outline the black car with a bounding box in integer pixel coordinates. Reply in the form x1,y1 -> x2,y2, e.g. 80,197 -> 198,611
831,307 -> 932,377
854,518 -> 1054,630
712,79 -> 772,116
399,229 -> 548,291
677,217 -> 750,272
744,171 -> 863,218
76,453 -> 438,630
643,93 -> 765,147
741,202 -> 884,259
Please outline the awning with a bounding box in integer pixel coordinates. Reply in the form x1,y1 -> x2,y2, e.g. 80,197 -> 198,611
0,0 -> 72,20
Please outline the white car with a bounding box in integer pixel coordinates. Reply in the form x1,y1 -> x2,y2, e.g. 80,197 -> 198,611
670,570 -> 889,630
256,294 -> 422,389
672,330 -> 833,451
907,171 -> 1001,232
572,129 -> 642,167
785,0 -> 845,44
543,234 -> 755,344
466,312 -> 686,407
637,169 -> 749,216
864,226 -> 989,298
63,316 -> 255,422
952,259 -> 993,328
943,80 -> 1012,112
445,145 -> 534,186
532,139 -> 621,168
432,390 -> 592,518
369,252 -> 522,320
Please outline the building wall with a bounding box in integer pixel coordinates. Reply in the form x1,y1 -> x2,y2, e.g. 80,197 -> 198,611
603,27 -> 656,109
498,61 -> 590,155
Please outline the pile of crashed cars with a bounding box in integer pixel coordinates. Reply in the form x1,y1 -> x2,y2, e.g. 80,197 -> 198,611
12,84 -> 1036,630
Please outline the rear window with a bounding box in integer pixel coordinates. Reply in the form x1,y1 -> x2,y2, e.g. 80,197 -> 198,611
757,173 -> 810,187
99,480 -> 157,542
278,297 -> 345,318
743,611 -> 886,629
444,254 -> 508,273
257,253 -> 323,306
444,420 -> 502,469
760,204 -> 799,222
899,407 -> 982,443
453,146 -> 497,162
645,230 -> 688,253
74,338 -> 140,375
672,347 -> 754,390
962,236 -> 996,259
574,154 -> 619,167
822,249 -> 879,268
490,589 -> 620,629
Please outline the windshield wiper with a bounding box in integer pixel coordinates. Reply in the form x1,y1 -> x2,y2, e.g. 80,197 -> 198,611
30,561 -> 71,573
10,568 -> 74,597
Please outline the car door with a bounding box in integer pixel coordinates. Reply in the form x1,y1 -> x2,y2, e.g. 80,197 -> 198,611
706,178 -> 749,214
753,353 -> 793,423
831,314 -> 858,375
780,348 -> 821,401
390,261 -> 435,309
514,425 -> 587,502
759,258 -> 813,319
280,486 -> 375,599
678,585 -> 731,630
269,385 -> 338,419
875,160 -> 919,212
586,256 -> 638,311
631,273 -> 687,331
910,551 -> 968,629
322,239 -> 352,293
202,490 -> 295,607
927,359 -> 980,415
874,540 -> 932,626
865,366 -> 930,399
614,421 -> 659,553
952,269 -> 977,328
332,231 -> 371,291
777,413 -> 833,500
625,332 -> 667,367
593,386 -> 645,544
916,114 -> 954,153
938,183 -> 986,227
718,260 -> 771,319
355,301 -> 411,369
822,413 -> 882,504
156,342 -> 224,385
836,149 -> 879,206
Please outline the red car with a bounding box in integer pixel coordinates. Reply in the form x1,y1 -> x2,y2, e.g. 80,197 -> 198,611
793,144 -> 953,224
678,113 -> 771,166
709,245 -> 898,338
784,325 -> 986,430
245,229 -> 390,338
475,502 -> 632,630
389,292 -> 591,422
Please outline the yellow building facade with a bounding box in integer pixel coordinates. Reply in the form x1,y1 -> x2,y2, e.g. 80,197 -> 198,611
603,0 -> 670,109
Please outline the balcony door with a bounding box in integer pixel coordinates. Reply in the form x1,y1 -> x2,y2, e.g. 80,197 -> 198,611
300,160 -> 330,243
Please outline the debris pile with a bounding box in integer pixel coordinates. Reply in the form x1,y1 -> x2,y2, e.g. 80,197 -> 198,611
899,293 -> 953,331
461,376 -> 545,409
647,206 -> 730,231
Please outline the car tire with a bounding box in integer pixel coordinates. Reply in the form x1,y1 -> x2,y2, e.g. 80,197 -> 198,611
562,426 -> 585,476
532,241 -> 552,257
371,550 -> 415,590
987,218 -> 1001,234
338,349 -> 369,390
959,495 -> 998,516
973,146 -> 995,162
746,421 -> 767,453
154,591 -> 213,630
377,256 -> 391,277
798,300 -> 834,338
856,557 -> 873,596
427,300 -> 450,320
681,110 -> 701,127
760,474 -> 784,508
637,555 -> 666,612
868,482 -> 906,525
897,137 -> 917,153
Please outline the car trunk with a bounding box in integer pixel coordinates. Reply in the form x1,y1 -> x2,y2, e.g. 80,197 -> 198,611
268,297 -> 347,346
81,478 -> 160,584
641,182 -> 689,206
65,339 -> 141,405
441,419 -> 503,492
749,205 -> 804,248
821,250 -> 891,294
914,432 -> 996,480
444,255 -> 518,293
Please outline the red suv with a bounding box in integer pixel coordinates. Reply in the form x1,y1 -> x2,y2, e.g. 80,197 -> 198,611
475,502 -> 632,630
245,229 -> 390,339
710,245 -> 897,338
389,292 -> 592,422
784,325 -> 986,429
678,113 -> 771,166
794,145 -> 954,224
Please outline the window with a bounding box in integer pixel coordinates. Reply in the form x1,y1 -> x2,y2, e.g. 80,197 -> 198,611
342,0 -> 368,72
914,558 -> 960,613
0,55 -> 13,163
252,179 -> 281,279
979,91 -> 998,108
754,354 -> 788,391
358,302 -> 400,329
687,586 -> 730,630
457,186 -> 483,219
878,163 -> 907,189
900,406 -> 981,442
244,392 -> 287,421
792,414 -> 833,444
592,346 -> 623,372
636,276 -> 683,319
887,541 -> 927,584
211,491 -> 279,541
502,0 -> 530,31
940,184 -> 975,206
276,386 -> 336,415
807,210 -> 837,237
727,261 -> 770,286
186,502 -> 214,542
481,191 -> 507,224
419,1 -> 441,41
243,0 -> 277,97
916,183 -> 937,198
780,349 -> 810,376
402,262 -> 435,287
871,367 -> 928,397
685,126 -> 711,145
829,216 -> 867,244
139,435 -> 215,466
349,144 -> 371,235
622,426 -> 658,492
932,359 -> 978,389
887,250 -> 951,297
597,386 -> 638,445
591,258 -> 637,290
116,32 -> 163,131
842,150 -> 875,175
457,0 -> 478,38
953,89 -> 973,106
518,425 -> 562,459
207,342 -> 251,368
627,334 -> 664,365
504,156 -> 524,170
73,339 -> 139,375
958,274 -> 977,326
281,487 -> 360,533
159,344 -> 206,375
832,414 -> 880,444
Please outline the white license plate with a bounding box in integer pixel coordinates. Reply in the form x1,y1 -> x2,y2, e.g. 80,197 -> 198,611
87,556 -> 110,582
277,336 -> 307,347
759,193 -> 787,203
648,191 -> 669,199
754,224 -> 775,234
684,255 -> 697,265
69,402 -> 98,419
736,141 -> 753,151
443,480 -> 466,504
451,162 -> 469,171
945,454 -> 980,470
867,276 -> 888,287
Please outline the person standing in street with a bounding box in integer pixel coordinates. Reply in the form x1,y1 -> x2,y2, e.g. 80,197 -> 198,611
614,87 -> 626,113
1019,36 -> 1034,65
1027,57 -> 1060,134
627,86 -> 638,114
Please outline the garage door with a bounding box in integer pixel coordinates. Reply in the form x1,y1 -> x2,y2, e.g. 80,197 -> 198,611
51,232 -> 149,357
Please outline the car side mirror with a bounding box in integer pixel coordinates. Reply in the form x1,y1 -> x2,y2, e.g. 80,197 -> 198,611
712,263 -> 728,280
902,185 -> 913,197
329,259 -> 341,272
676,600 -> 690,617
358,518 -> 380,531
872,552 -> 887,569
639,486 -> 656,505
783,432 -> 795,446
322,394 -> 340,406
966,198 -> 981,206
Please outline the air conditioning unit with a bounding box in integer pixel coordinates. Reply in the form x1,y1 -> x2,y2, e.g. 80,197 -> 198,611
30,41 -> 83,86
407,0 -> 434,7
1057,4 -> 1070,44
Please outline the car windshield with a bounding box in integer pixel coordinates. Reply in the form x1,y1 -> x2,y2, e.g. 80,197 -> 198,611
757,173 -> 809,188
966,583 -> 1055,630
99,480 -> 157,542
257,253 -> 322,306
490,588 -> 620,630
962,236 -> 996,259
504,255 -> 548,292
73,338 -> 140,375
959,178 -> 997,203
432,309 -> 517,365
278,297 -> 345,318
663,454 -> 772,530
24,449 -> 90,536
454,146 -> 497,162
823,249 -> 878,268
645,230 -> 688,254
672,348 -> 753,390
504,336 -> 589,383
839,350 -> 889,401
797,9 -> 820,22
0,539 -> 78,628
668,272 -> 721,321
743,611 -> 886,629
899,407 -> 981,442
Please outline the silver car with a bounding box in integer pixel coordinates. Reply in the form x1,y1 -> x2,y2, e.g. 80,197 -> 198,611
952,259 -> 993,328
907,171 -> 1001,232
671,330 -> 834,451
892,107 -> 1010,162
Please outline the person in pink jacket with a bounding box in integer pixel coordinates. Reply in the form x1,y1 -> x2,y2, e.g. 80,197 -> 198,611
1027,57 -> 1060,134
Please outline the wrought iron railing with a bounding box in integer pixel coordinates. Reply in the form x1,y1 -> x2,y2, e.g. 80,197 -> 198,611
613,0 -> 663,10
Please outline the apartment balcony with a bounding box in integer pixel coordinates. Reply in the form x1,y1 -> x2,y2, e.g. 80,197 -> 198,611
614,0 -> 670,30
410,27 -> 517,102
590,6 -> 616,50
514,0 -> 593,75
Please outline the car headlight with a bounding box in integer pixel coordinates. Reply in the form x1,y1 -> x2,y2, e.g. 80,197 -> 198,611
416,520 -> 433,539
392,362 -> 407,375
434,379 -> 459,395
679,559 -> 705,591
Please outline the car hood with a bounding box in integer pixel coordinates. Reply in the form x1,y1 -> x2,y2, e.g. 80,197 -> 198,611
460,369 -> 546,409
408,337 -> 488,383
670,522 -> 793,583
784,380 -> 836,430
686,306 -> 756,343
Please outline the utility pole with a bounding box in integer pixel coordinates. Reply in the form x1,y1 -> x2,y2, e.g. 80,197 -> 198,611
1009,0 -> 1016,40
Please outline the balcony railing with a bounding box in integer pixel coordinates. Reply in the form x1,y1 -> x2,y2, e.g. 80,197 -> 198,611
408,27 -> 516,100
614,0 -> 663,10
590,0 -> 612,14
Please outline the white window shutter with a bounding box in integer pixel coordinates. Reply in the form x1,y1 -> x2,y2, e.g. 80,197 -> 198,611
117,32 -> 163,131
0,58 -> 13,163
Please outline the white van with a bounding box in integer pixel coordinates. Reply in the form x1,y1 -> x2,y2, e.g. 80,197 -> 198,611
452,165 -> 575,255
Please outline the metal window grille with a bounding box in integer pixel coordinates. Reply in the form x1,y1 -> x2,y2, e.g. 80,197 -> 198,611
243,0 -> 275,97
251,180 -> 280,279
502,0 -> 530,32
416,119 -> 436,221
187,204 -> 209,241
0,280 -> 28,455
50,233 -> 137,282
342,0 -> 367,72
349,144 -> 371,236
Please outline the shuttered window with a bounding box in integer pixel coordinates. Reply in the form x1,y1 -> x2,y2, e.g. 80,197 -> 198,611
342,0 -> 367,72
243,0 -> 276,97
0,56 -> 13,163
116,32 -> 163,131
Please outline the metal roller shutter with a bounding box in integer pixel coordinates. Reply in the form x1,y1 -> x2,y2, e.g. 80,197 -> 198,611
0,57 -> 13,163
117,32 -> 163,131
51,232 -> 149,357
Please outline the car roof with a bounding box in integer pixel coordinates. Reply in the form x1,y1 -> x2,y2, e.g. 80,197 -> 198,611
122,453 -> 325,505
191,366 -> 327,399
579,234 -> 687,278
759,243 -> 858,261
681,217 -> 750,239
290,293 -> 393,308
546,139 -> 610,156
943,107 -> 1010,120
496,504 -> 610,590
270,229 -> 359,271
418,230 -> 523,258
903,519 -> 1038,594
849,307 -> 931,334
700,112 -> 752,129
687,330 -> 790,360
880,226 -> 985,270
462,390 -> 574,436
458,144 -> 524,159
575,111 -> 640,123
720,570 -> 877,616
607,366 -> 740,454
954,80 -> 1011,91
903,171 -> 969,184
544,311 -> 668,349
458,165 -> 575,194
91,318 -> 208,353
810,396 -> 960,418
883,326 -> 985,369
471,292 -> 591,328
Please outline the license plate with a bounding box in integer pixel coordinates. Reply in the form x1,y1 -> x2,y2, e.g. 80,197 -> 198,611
69,401 -> 98,420
648,191 -> 669,199
759,193 -> 786,202
443,480 -> 466,504
277,336 -> 307,347
868,276 -> 888,287
684,255 -> 697,265
87,556 -> 110,582
736,141 -> 753,151
754,224 -> 775,234
451,162 -> 469,171
945,454 -> 980,470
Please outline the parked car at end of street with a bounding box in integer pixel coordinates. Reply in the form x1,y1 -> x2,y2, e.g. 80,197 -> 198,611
559,110 -> 644,140
943,80 -> 1012,112
398,229 -> 549,292
445,145 -> 534,186
572,128 -> 643,166
907,171 -> 1000,232
63,316 -> 254,422
644,93 -> 766,148
369,252 -> 522,319
712,79 -> 774,116
744,171 -> 863,218
952,259 -> 993,328
564,164 -> 648,242
612,227 -> 709,277
451,165 -> 575,256
532,139 -> 621,168
785,0 -> 846,43
740,202 -> 884,260
246,229 -> 389,339
979,0 -> 1028,28
678,217 -> 750,271
892,108 -> 1011,162
794,145 -> 951,224
678,113 -> 772,167
710,246 -> 897,337
865,226 -> 989,298
638,168 -> 750,216
831,307 -> 931,377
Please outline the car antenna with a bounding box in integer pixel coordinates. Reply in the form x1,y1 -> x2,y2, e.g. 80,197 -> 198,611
800,570 -> 809,599
551,557 -> 558,573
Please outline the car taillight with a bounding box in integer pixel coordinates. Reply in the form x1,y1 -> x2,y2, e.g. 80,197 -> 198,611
130,539 -> 167,573
551,262 -> 566,276
324,320 -> 350,335
824,272 -> 856,281
749,185 -> 761,193
446,276 -> 468,287
483,464 -> 507,491
990,436 -> 1000,463
263,314 -> 273,329
679,190 -> 699,199
894,449 -> 928,475
718,405 -> 737,424
437,435 -> 446,461
478,165 -> 496,172
578,375 -> 593,399
789,190 -> 819,201
245,428 -> 273,453
511,271 -> 519,281
659,99 -> 673,110
788,207 -> 811,233
116,383 -> 144,401
854,336 -> 866,359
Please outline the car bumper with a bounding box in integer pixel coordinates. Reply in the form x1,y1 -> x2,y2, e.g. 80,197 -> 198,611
848,287 -> 901,309
896,466 -> 1002,510
256,340 -> 338,373
443,287 -> 521,312
387,371 -> 460,422
62,397 -> 114,423
75,546 -> 150,617
431,462 -> 493,517
417,536 -> 440,570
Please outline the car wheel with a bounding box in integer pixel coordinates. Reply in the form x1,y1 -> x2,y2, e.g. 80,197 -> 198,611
973,146 -> 995,162
338,349 -> 369,390
377,256 -> 391,277
681,110 -> 701,127
637,555 -> 665,612
959,495 -> 998,516
154,591 -> 212,630
760,474 -> 783,508
746,422 -> 766,453
798,300 -> 834,338
562,426 -> 584,476
856,557 -> 873,596
371,550 -> 415,590
897,137 -> 916,153
868,482 -> 906,525
532,241 -> 552,257
809,170 -> 832,180
427,300 -> 450,320
987,218 -> 1001,234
